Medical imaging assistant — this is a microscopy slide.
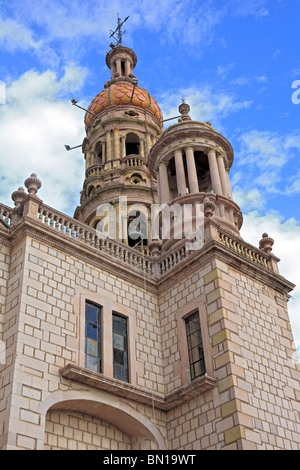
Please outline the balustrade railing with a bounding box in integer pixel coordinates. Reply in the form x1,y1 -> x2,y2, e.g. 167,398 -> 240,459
37,203 -> 154,275
123,155 -> 145,168
4,197 -> 273,277
159,244 -> 189,275
0,204 -> 13,227
219,231 -> 271,270
86,165 -> 104,179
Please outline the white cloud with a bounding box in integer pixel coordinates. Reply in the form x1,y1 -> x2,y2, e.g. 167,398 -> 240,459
0,66 -> 87,214
0,0 -> 274,66
241,210 -> 300,361
238,130 -> 287,168
217,63 -> 235,78
229,0 -> 270,18
232,186 -> 265,210
237,129 -> 300,170
0,17 -> 41,52
159,85 -> 252,131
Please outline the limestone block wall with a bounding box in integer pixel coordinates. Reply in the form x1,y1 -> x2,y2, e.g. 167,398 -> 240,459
1,223 -> 300,450
0,238 -> 25,449
1,232 -> 166,450
160,256 -> 300,450
44,409 -> 132,450
0,238 -> 10,339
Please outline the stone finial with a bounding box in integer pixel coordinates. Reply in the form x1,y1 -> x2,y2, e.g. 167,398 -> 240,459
203,197 -> 216,218
24,173 -> 42,195
11,187 -> 27,207
178,101 -> 191,121
148,239 -> 162,258
259,233 -> 274,254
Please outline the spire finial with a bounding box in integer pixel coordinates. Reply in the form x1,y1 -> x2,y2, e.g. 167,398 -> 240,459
109,14 -> 129,47
178,99 -> 191,121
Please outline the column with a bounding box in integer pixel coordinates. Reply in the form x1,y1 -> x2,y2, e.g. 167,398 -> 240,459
226,169 -> 232,198
146,133 -> 152,156
102,141 -> 106,163
140,138 -> 145,158
174,148 -> 187,197
113,128 -> 120,160
121,135 -> 126,159
158,161 -> 171,204
125,59 -> 131,77
185,146 -> 199,194
217,154 -> 229,197
116,59 -> 121,76
207,149 -> 222,194
106,130 -> 112,161
90,151 -> 95,166
85,151 -> 90,170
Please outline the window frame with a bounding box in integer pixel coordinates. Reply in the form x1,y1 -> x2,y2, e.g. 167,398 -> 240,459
185,310 -> 206,380
176,299 -> 213,385
84,301 -> 102,373
77,291 -> 136,385
112,312 -> 129,383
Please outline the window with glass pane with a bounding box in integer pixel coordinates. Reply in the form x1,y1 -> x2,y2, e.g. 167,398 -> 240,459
185,311 -> 206,380
112,313 -> 129,382
85,302 -> 102,373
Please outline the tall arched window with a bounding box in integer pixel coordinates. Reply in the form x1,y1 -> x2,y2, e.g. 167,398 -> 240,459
127,209 -> 148,247
125,133 -> 140,156
95,142 -> 103,165
85,301 -> 102,373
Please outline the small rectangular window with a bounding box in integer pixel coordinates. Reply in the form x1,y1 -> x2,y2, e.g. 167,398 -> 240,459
85,302 -> 102,373
112,313 -> 129,382
185,311 -> 206,380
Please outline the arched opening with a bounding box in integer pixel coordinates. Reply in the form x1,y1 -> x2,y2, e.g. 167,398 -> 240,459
87,185 -> 94,197
41,396 -> 165,450
121,60 -> 126,76
95,142 -> 103,165
44,405 -> 156,450
127,209 -> 148,247
167,157 -> 177,200
194,150 -> 211,192
126,133 -> 140,156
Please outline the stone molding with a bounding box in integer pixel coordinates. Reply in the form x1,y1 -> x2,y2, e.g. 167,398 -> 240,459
60,363 -> 217,411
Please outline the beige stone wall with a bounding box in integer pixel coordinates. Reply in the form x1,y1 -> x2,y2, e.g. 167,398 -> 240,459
0,238 -> 25,449
0,239 -> 10,337
45,409 -> 132,450
2,233 -> 166,449
161,257 -> 300,450
1,224 -> 300,450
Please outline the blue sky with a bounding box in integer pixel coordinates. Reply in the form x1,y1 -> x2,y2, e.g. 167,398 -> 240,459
0,0 -> 299,359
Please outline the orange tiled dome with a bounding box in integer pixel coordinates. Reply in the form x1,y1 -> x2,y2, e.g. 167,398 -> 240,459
85,83 -> 163,128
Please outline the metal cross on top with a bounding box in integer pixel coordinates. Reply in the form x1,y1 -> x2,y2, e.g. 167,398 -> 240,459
109,14 -> 129,47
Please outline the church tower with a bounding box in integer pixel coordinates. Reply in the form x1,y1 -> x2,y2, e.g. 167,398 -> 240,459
74,44 -> 163,249
0,20 -> 299,451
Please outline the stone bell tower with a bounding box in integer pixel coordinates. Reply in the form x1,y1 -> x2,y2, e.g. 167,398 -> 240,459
148,100 -> 243,252
0,19 -> 299,451
74,44 -> 163,248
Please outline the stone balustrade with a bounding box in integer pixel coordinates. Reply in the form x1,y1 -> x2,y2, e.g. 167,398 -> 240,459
122,155 -> 145,169
218,230 -> 271,270
0,203 -> 13,226
159,244 -> 189,275
1,197 -> 275,278
86,165 -> 104,179
37,203 -> 154,276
